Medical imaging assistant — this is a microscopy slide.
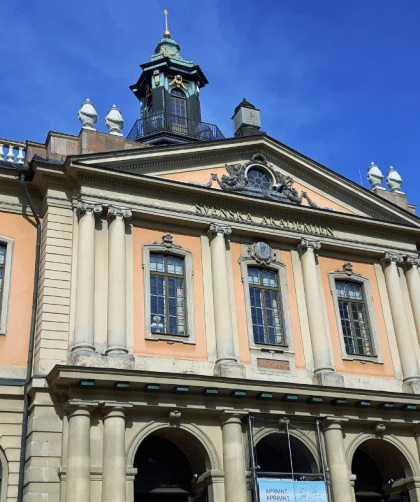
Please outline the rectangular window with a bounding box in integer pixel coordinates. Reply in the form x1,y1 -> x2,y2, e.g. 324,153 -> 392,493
335,280 -> 374,356
150,253 -> 186,336
248,267 -> 285,345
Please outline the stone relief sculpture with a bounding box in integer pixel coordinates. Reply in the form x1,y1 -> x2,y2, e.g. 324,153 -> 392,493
191,153 -> 332,210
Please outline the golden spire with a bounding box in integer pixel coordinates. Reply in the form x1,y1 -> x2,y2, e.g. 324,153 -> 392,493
163,9 -> 171,39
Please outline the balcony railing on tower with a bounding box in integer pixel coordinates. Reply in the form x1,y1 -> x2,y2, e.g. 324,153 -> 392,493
127,114 -> 224,142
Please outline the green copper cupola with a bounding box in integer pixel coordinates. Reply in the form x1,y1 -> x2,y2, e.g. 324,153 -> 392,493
127,10 -> 223,145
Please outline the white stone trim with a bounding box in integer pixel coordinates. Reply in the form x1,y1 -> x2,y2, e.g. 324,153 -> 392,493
142,236 -> 196,344
0,445 -> 9,502
328,268 -> 384,364
239,244 -> 296,374
0,237 -> 13,336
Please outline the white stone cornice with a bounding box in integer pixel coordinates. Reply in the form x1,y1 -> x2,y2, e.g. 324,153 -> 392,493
107,206 -> 132,221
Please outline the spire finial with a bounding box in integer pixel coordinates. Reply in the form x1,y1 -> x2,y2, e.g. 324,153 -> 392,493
163,9 -> 171,39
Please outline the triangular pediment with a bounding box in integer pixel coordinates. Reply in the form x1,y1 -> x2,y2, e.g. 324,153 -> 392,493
69,134 -> 420,227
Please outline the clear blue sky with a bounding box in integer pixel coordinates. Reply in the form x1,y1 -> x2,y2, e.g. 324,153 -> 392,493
2,0 -> 420,211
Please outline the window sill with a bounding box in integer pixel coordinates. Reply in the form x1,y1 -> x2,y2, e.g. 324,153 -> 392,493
253,344 -> 290,354
146,333 -> 195,345
343,353 -> 382,364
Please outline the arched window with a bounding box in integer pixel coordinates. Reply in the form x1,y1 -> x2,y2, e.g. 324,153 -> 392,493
171,89 -> 187,118
171,89 -> 188,134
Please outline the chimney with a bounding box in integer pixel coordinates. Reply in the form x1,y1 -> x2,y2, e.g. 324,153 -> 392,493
232,98 -> 262,137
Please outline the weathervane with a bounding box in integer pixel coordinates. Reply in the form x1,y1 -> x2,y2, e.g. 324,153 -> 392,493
163,9 -> 171,39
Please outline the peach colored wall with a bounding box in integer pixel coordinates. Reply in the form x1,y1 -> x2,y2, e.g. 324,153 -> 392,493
230,243 -> 306,370
160,168 -> 352,213
279,250 -> 306,370
292,181 -> 352,213
230,242 -> 251,365
159,167 -> 225,187
0,212 -> 37,367
133,227 -> 207,359
319,257 -> 395,378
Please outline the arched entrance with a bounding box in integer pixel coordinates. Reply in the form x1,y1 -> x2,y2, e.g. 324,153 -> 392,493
133,428 -> 210,502
352,439 -> 412,502
255,432 -> 320,478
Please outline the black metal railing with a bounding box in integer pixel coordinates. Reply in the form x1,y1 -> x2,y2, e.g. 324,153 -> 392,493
127,113 -> 225,142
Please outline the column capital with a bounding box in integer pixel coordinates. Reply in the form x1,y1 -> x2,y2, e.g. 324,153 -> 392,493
297,238 -> 321,253
323,416 -> 349,429
220,410 -> 248,425
101,402 -> 133,417
381,251 -> 404,266
77,201 -> 102,217
107,206 -> 132,221
208,222 -> 232,237
65,399 -> 99,415
404,255 -> 420,268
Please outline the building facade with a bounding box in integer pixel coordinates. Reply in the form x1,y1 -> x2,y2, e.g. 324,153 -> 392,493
1,23 -> 420,502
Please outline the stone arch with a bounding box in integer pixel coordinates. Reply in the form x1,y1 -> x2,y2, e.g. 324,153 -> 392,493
0,445 -> 9,502
253,426 -> 321,474
347,432 -> 419,478
126,419 -> 222,472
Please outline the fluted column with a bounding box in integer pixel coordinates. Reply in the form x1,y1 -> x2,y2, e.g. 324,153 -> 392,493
382,252 -> 420,391
73,202 -> 102,351
101,403 -> 132,502
323,418 -> 354,502
404,256 -> 420,343
106,207 -> 132,354
220,412 -> 248,502
208,223 -> 244,378
66,400 -> 97,502
298,239 -> 336,381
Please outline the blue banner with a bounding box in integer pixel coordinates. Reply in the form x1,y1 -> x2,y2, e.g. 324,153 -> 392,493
258,478 -> 328,502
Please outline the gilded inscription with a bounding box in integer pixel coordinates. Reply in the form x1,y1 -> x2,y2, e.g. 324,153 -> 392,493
196,204 -> 334,237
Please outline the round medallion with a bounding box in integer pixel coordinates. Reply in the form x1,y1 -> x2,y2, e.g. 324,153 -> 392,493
255,242 -> 271,261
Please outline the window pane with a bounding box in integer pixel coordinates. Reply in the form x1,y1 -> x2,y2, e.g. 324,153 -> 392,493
248,267 -> 261,285
167,255 -> 184,275
262,269 -> 277,287
336,281 -> 347,298
150,253 -> 165,272
0,245 -> 5,266
347,282 -> 363,300
150,275 -> 166,333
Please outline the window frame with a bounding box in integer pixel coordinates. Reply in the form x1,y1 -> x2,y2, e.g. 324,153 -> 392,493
239,244 -> 295,371
0,237 -> 13,336
142,235 -> 195,345
329,267 -> 383,363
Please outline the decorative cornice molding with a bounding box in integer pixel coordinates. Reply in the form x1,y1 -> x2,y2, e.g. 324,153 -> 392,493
208,223 -> 232,237
297,238 -> 321,253
77,201 -> 102,217
107,206 -> 132,221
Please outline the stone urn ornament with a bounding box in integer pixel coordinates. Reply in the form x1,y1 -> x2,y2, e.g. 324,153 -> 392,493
78,99 -> 98,130
367,162 -> 384,190
105,105 -> 124,136
386,166 -> 404,193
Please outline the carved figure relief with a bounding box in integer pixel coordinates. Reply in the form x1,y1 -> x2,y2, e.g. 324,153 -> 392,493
169,74 -> 187,90
192,153 -> 332,210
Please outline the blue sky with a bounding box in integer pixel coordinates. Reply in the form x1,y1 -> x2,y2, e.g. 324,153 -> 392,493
2,0 -> 420,210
